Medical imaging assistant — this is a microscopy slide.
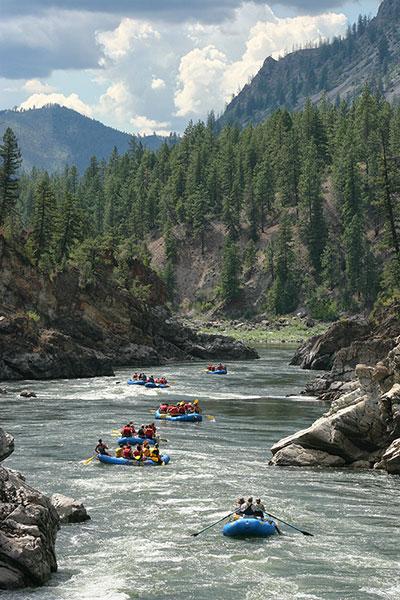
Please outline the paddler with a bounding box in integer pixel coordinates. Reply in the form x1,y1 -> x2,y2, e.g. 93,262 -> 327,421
142,440 -> 151,459
253,498 -> 265,518
95,439 -> 110,456
150,443 -> 163,465
193,399 -> 201,413
122,444 -> 133,459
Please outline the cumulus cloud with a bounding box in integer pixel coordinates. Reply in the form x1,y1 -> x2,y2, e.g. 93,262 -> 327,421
130,114 -> 171,136
151,77 -> 166,90
19,92 -> 93,116
97,18 -> 160,61
175,46 -> 228,117
175,8 -> 347,117
95,81 -> 133,124
23,79 -> 56,94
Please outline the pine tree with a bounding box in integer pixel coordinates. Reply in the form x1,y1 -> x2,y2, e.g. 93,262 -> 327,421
267,216 -> 299,314
298,140 -> 327,275
220,238 -> 241,302
29,173 -> 55,267
0,127 -> 22,226
54,192 -> 83,265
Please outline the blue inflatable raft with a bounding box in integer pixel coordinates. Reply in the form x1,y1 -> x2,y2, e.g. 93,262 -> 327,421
207,369 -> 227,375
155,410 -> 202,422
97,454 -> 170,466
223,517 -> 277,538
145,382 -> 169,389
117,436 -> 157,446
127,379 -> 146,386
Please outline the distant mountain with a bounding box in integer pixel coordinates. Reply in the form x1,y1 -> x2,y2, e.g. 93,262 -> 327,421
220,0 -> 400,127
0,105 -> 177,173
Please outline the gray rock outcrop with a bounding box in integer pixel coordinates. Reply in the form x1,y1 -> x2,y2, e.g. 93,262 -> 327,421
270,337 -> 400,474
51,494 -> 90,524
0,428 -> 59,590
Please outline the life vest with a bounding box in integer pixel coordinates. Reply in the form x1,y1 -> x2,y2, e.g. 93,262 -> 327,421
122,426 -> 132,437
115,447 -> 123,458
144,427 -> 153,438
160,404 -> 168,412
168,406 -> 179,416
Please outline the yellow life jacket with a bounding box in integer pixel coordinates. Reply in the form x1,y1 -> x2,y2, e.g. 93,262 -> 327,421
115,447 -> 123,458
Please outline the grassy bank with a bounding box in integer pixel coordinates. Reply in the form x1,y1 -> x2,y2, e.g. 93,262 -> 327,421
195,317 -> 328,346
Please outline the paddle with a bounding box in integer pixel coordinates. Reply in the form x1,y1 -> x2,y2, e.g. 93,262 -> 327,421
191,511 -> 236,537
82,455 -> 97,465
265,511 -> 313,537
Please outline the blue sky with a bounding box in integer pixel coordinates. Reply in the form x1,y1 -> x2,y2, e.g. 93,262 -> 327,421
0,0 -> 381,134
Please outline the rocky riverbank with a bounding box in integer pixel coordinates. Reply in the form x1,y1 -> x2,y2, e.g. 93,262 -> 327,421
270,302 -> 400,475
0,235 -> 257,381
0,427 -> 59,589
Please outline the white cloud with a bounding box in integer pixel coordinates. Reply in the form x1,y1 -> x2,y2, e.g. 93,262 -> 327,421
97,17 -> 160,61
19,92 -> 93,116
23,79 -> 56,94
130,114 -> 171,136
175,7 -> 347,117
151,77 -> 166,90
95,81 -> 132,124
175,45 -> 228,117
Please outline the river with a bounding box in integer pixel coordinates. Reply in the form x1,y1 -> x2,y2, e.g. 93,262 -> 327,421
1,348 -> 399,600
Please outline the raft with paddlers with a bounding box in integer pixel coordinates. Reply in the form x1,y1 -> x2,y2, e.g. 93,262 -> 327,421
155,409 -> 202,422
128,373 -> 169,387
222,517 -> 277,538
206,363 -> 227,375
97,454 -> 170,466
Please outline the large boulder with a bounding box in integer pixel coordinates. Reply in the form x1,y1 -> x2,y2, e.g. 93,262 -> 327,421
50,494 -> 90,524
375,439 -> 400,474
269,444 -> 346,467
0,467 -> 59,589
291,318 -> 370,370
0,428 -> 14,462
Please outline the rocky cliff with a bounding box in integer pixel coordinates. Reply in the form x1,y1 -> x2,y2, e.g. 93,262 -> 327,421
270,301 -> 400,475
0,428 -> 59,589
291,302 -> 400,403
0,234 -> 257,381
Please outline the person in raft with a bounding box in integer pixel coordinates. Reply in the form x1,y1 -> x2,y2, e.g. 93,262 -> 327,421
95,439 -> 110,456
131,372 -> 139,380
121,422 -> 135,437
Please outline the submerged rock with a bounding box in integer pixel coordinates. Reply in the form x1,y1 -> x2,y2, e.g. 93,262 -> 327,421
19,389 -> 37,398
51,494 -> 90,524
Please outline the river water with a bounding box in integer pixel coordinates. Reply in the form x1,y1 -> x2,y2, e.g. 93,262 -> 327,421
1,348 -> 399,600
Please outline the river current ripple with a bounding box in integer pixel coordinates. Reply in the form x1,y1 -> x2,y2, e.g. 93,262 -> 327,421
1,348 -> 399,600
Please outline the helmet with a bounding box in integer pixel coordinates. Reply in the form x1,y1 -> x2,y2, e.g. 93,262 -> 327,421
193,399 -> 199,405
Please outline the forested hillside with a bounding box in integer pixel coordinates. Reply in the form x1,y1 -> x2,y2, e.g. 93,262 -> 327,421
1,88 -> 399,320
220,0 -> 400,128
0,105 -> 177,173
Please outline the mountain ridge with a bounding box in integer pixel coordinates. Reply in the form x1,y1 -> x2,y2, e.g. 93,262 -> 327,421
220,0 -> 400,127
0,105 -> 177,173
